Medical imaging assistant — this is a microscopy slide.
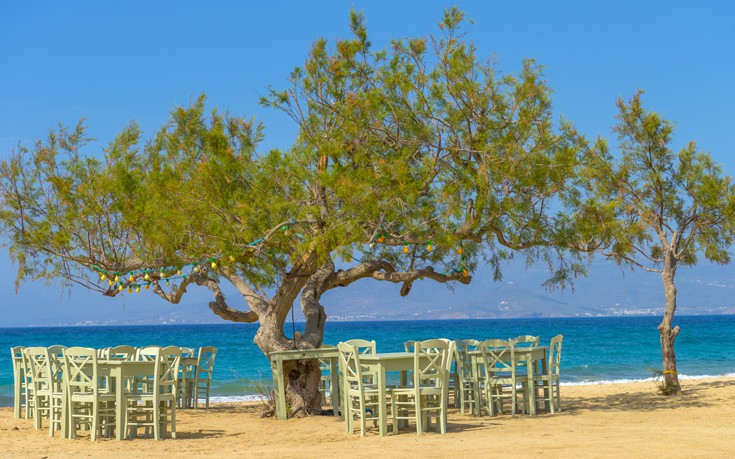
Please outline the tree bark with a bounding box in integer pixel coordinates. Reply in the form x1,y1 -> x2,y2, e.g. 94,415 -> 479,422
658,252 -> 681,394
252,261 -> 331,416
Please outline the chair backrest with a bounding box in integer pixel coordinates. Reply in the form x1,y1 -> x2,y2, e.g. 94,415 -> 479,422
413,339 -> 451,388
343,339 -> 376,355
338,342 -> 366,392
157,346 -> 182,396
511,335 -> 540,347
24,347 -> 53,393
106,345 -> 136,361
195,346 -> 218,382
403,340 -> 417,352
179,347 -> 196,357
48,346 -> 67,392
548,334 -> 563,376
19,347 -> 35,391
479,339 -> 515,380
10,346 -> 24,360
454,339 -> 480,379
62,347 -> 100,397
10,346 -> 24,376
138,345 -> 162,361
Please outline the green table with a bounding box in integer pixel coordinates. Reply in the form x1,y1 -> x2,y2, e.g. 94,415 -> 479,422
270,348 -> 340,420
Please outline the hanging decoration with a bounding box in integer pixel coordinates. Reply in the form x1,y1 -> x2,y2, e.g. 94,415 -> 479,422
93,220 -> 471,294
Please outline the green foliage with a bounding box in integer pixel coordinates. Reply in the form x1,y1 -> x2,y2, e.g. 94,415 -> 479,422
581,91 -> 735,271
0,8 -> 589,319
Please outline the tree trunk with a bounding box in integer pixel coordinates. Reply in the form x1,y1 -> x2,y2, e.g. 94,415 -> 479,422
254,304 -> 327,416
658,253 -> 681,395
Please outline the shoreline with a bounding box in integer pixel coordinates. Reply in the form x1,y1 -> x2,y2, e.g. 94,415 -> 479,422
2,376 -> 735,458
3,371 -> 735,406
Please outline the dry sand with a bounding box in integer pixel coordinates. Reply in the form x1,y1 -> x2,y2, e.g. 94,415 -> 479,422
2,377 -> 735,458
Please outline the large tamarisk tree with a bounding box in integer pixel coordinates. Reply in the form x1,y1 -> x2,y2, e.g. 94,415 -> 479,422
578,92 -> 735,394
0,9 -> 588,414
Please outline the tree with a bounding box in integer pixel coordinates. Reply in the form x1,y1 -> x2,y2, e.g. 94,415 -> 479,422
0,9 -> 588,413
579,92 -> 735,394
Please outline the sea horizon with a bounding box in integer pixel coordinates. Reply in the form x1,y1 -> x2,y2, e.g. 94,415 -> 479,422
3,315 -> 735,407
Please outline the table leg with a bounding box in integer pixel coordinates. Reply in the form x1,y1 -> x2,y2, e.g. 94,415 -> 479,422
115,367 -> 125,440
526,354 -> 537,416
472,355 -> 482,416
271,357 -> 287,420
377,364 -> 387,436
540,354 -> 550,412
329,356 -> 340,417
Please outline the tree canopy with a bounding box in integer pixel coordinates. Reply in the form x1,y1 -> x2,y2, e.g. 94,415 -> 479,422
0,9 -> 593,411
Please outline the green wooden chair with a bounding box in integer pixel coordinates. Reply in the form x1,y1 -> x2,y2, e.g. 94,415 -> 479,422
24,346 -> 65,436
453,339 -> 480,415
10,346 -> 26,419
62,347 -> 117,440
19,348 -> 36,420
125,345 -> 181,440
338,342 -> 383,436
193,346 -> 217,409
479,339 -> 522,416
403,340 -> 417,352
390,339 -> 454,435
527,334 -> 563,413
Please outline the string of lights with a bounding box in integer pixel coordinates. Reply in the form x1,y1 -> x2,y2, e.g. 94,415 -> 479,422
92,224 -> 469,294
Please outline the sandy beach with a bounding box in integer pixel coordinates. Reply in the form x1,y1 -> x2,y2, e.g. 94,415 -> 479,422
2,377 -> 734,458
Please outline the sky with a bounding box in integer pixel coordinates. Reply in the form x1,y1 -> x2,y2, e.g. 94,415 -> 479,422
1,1 -> 734,326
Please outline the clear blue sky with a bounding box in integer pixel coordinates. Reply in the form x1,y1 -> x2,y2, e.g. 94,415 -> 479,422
1,1 -> 734,326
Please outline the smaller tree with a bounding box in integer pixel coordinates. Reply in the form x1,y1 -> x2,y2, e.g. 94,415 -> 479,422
580,92 -> 735,394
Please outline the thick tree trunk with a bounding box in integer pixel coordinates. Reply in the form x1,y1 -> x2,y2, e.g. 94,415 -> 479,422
658,254 -> 681,395
254,303 -> 327,416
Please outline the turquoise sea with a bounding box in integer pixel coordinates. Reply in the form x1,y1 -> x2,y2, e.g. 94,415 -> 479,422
2,315 -> 735,407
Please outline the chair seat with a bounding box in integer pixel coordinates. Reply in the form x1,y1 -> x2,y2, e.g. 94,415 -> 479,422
127,392 -> 177,401
70,391 -> 116,403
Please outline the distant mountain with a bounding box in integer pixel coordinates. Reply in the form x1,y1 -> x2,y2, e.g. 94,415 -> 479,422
321,259 -> 735,321
29,257 -> 735,327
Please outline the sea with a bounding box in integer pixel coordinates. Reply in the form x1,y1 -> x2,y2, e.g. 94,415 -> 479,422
2,315 -> 735,407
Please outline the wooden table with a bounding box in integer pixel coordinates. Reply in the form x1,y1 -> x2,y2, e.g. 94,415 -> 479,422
469,346 -> 548,416
359,352 -> 427,436
270,348 -> 340,420
98,360 -> 158,440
